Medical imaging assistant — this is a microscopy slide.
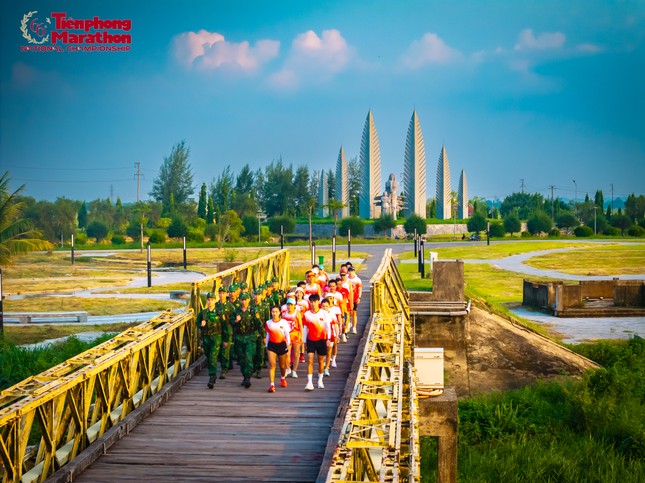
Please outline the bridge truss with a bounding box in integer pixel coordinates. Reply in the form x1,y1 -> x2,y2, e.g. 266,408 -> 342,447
325,249 -> 420,482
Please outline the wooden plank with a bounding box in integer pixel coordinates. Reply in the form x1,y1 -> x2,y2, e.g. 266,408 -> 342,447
65,258 -> 378,483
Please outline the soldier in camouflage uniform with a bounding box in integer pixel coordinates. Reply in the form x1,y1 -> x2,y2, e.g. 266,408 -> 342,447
215,286 -> 234,379
252,288 -> 270,378
270,276 -> 285,307
227,283 -> 241,371
196,292 -> 228,389
232,292 -> 264,388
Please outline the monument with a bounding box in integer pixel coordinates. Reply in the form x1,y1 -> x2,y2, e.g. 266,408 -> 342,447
335,146 -> 350,218
359,110 -> 383,219
436,146 -> 452,220
458,169 -> 468,219
403,110 -> 427,218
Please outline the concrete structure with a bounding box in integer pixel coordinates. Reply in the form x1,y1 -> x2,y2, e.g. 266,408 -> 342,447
403,110 -> 427,218
318,170 -> 328,217
335,146 -> 350,218
458,169 -> 468,219
436,146 -> 452,220
359,110 -> 383,219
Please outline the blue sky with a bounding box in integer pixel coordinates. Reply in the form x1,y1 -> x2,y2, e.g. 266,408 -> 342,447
1,0 -> 643,205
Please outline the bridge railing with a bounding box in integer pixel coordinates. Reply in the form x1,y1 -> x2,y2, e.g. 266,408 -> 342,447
0,310 -> 195,483
0,249 -> 291,483
325,249 -> 420,482
189,248 -> 290,315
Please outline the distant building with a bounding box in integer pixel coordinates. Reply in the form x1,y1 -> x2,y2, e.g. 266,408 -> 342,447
403,110 -> 427,218
335,146 -> 349,218
359,110 -> 382,219
318,170 -> 328,217
436,145 -> 452,219
458,169 -> 469,219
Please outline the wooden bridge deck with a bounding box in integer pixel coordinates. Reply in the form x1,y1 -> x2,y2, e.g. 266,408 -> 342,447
74,260 -> 378,482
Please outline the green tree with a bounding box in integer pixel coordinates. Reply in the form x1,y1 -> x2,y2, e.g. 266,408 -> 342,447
503,213 -> 521,237
78,201 -> 88,229
327,169 -> 336,201
527,211 -> 553,235
606,205 -> 612,219
373,214 -> 396,237
325,199 -> 346,237
293,165 -> 312,217
347,156 -> 361,216
556,212 -> 579,234
610,214 -> 633,235
197,183 -> 208,219
0,172 -> 53,266
489,222 -> 505,237
167,217 -> 189,238
268,216 -> 295,235
215,210 -> 244,245
241,214 -> 258,239
211,166 -> 234,218
594,190 -> 604,210
150,141 -> 195,215
232,164 -> 258,217
207,195 -> 215,224
86,220 -> 108,242
625,194 -> 645,221
467,212 -> 487,233
403,214 -> 426,237
500,192 -> 545,219
426,198 -> 437,218
261,159 -> 295,217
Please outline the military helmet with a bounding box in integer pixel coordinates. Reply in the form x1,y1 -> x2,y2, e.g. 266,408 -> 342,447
239,292 -> 251,300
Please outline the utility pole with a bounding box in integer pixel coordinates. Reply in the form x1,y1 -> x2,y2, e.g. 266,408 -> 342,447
520,178 -> 525,194
573,179 -> 577,220
549,185 -> 555,221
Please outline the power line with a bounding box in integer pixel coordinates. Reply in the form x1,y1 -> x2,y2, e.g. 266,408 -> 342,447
3,164 -> 133,171
11,177 -> 134,183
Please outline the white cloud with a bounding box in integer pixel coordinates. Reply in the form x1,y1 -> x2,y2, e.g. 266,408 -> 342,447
400,33 -> 462,69
172,29 -> 279,72
576,43 -> 602,53
269,29 -> 355,89
514,29 -> 565,50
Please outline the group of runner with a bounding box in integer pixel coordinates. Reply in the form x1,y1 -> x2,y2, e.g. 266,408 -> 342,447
196,262 -> 363,393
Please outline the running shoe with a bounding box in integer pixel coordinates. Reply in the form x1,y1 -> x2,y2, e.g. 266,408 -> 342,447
324,369 -> 330,377
299,354 -> 305,363
244,379 -> 251,388
291,371 -> 298,378
331,359 -> 337,368
285,368 -> 292,377
305,382 -> 314,391
268,384 -> 276,393
281,378 -> 288,388
342,334 -> 347,343
219,372 -> 227,380
207,375 -> 216,389
318,380 -> 325,389
352,327 -> 357,334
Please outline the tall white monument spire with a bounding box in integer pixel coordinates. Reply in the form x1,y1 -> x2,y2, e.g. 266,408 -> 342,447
359,110 -> 382,219
335,146 -> 349,218
403,110 -> 427,218
436,145 -> 452,220
458,169 -> 468,219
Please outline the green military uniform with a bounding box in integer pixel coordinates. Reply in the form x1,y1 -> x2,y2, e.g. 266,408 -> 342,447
228,286 -> 241,371
252,292 -> 271,376
215,288 -> 235,378
196,293 -> 229,388
232,294 -> 263,387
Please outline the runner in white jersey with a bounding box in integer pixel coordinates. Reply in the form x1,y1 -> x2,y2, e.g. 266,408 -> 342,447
265,306 -> 291,393
281,298 -> 303,378
347,266 -> 362,334
302,294 -> 331,390
323,294 -> 342,371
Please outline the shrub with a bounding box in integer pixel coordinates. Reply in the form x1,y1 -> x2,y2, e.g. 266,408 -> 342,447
639,218 -> 645,229
521,231 -> 532,238
268,216 -> 296,235
603,226 -> 621,236
556,212 -> 579,233
241,215 -> 258,238
157,217 -> 172,229
548,228 -> 561,237
340,216 -> 365,236
111,235 -> 126,245
574,225 -> 594,237
192,218 -> 206,231
403,214 -> 427,237
373,214 -> 396,236
148,229 -> 167,244
167,217 -> 189,238
627,225 -> 645,237
488,222 -> 505,238
610,214 -> 633,235
74,231 -> 88,245
126,222 -> 147,241
187,227 -> 204,242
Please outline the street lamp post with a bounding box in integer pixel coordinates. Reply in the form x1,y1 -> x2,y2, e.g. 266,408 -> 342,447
573,179 -> 577,219
257,210 -> 265,243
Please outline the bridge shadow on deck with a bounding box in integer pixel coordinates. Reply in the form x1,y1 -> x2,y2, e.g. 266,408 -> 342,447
73,259 -> 379,483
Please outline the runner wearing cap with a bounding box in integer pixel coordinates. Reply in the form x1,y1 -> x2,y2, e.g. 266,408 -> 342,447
265,306 -> 291,393
281,297 -> 303,378
338,268 -> 353,338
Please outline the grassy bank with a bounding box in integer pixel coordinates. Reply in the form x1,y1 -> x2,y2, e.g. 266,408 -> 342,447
421,337 -> 645,482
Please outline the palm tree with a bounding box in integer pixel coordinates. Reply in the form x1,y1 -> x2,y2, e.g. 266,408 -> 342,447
325,199 -> 347,238
0,172 -> 53,266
